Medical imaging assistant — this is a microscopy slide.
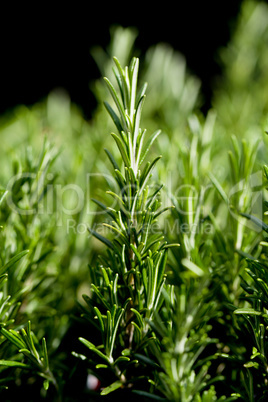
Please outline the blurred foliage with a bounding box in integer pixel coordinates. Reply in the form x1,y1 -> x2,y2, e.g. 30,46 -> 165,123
213,0 -> 268,141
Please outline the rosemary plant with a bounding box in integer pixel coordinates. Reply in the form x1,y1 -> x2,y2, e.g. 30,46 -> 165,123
225,163 -> 268,401
0,144 -> 60,397
1,4 -> 268,399
74,56 -> 178,397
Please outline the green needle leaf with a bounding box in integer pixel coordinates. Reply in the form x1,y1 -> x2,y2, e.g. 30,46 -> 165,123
42,338 -> 49,371
88,227 -> 114,250
129,58 -> 139,122
0,190 -> 8,206
79,338 -> 110,364
91,198 -> 117,219
139,130 -> 161,166
111,133 -> 130,167
130,308 -> 144,328
240,212 -> 268,233
0,250 -> 29,276
104,148 -> 120,171
91,284 -> 111,310
0,327 -> 25,350
0,360 -> 31,369
181,258 -> 204,276
130,244 -> 143,265
133,95 -> 146,154
103,77 -> 127,133
114,356 -> 130,364
234,308 -> 262,315
94,306 -> 105,333
103,102 -> 123,134
100,380 -> 122,395
0,274 -> 8,287
102,223 -> 129,245
209,172 -> 229,205
140,156 -> 162,192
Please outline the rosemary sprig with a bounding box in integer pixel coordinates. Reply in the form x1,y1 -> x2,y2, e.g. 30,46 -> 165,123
75,56 -> 177,396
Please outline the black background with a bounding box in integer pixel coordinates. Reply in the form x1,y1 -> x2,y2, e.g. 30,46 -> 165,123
0,1 -> 250,119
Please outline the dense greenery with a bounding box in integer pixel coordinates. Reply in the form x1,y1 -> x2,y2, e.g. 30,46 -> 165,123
1,1 -> 268,400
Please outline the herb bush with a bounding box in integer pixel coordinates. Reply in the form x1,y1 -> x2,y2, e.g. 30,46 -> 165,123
1,1 -> 268,400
